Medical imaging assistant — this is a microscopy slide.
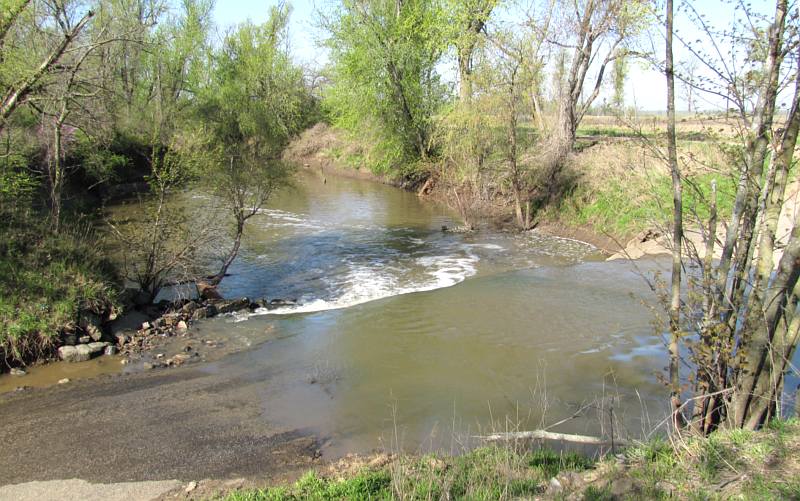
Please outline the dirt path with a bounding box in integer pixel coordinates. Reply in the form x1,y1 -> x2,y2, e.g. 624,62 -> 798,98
0,362 -> 320,491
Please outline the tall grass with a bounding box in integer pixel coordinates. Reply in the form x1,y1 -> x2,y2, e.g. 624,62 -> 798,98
219,447 -> 594,501
0,210 -> 118,369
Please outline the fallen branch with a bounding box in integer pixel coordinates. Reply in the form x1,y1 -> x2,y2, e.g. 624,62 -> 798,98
476,430 -> 629,446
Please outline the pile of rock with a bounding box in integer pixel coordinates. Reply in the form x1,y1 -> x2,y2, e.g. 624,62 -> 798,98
54,295 -> 296,364
57,307 -> 119,363
116,297 -> 259,357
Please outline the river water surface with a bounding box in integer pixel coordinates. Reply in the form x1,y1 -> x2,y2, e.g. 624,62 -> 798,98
182,170 -> 670,456
3,169 -> 673,456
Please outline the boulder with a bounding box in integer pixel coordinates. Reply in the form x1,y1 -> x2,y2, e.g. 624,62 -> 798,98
197,282 -> 223,300
181,301 -> 199,314
191,308 -> 208,320
176,320 -> 188,331
215,298 -> 251,314
79,311 -> 104,342
78,335 -> 91,344
10,368 -> 25,376
87,342 -> 110,355
58,345 -> 92,363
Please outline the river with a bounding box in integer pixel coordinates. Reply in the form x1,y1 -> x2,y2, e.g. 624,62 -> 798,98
178,169 -> 668,456
1,168 -> 673,461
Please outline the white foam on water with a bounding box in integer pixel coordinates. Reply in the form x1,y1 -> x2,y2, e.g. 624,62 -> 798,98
243,247 -> 480,318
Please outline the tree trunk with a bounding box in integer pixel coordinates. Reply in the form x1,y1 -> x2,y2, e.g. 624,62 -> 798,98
0,10 -> 94,133
208,217 -> 244,288
665,0 -> 684,427
458,49 -> 473,102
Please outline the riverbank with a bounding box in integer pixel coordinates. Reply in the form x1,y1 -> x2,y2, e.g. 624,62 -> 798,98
210,419 -> 800,500
283,121 -> 747,261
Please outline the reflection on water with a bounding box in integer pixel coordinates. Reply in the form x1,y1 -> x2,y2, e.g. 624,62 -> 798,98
5,169 -> 677,454
168,170 -> 670,455
0,356 -> 122,393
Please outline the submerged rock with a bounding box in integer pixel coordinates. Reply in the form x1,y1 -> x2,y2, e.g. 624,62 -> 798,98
10,368 -> 25,376
215,298 -> 251,314
266,298 -> 298,310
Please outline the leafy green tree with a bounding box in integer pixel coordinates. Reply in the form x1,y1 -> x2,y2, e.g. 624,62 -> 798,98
193,5 -> 311,293
322,0 -> 448,171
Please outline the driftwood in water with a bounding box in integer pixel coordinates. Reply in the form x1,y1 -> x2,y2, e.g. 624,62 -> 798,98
477,430 -> 629,446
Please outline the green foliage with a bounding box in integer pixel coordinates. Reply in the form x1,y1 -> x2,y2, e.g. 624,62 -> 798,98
322,0 -> 448,171
0,211 -> 118,367
195,5 -> 311,169
562,169 -> 736,237
219,447 -> 595,501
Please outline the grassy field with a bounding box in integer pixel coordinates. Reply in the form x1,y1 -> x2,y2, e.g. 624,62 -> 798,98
215,419 -> 800,500
553,121 -> 740,239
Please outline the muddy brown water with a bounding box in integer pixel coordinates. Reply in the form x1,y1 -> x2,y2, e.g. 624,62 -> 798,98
1,169 -> 676,471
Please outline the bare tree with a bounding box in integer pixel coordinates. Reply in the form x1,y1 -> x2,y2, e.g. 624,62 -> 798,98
664,0 -> 683,427
548,0 -> 648,155
647,0 -> 800,433
0,2 -> 94,133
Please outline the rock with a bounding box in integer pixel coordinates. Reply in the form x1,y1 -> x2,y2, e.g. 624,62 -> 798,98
115,333 -> 129,346
10,368 -> 26,376
269,298 -> 297,307
191,308 -> 208,320
181,301 -> 199,314
155,353 -> 164,359
197,282 -> 223,300
185,481 -> 197,493
141,321 -> 151,330
143,362 -> 155,370
162,313 -> 179,327
192,308 -> 208,320
176,320 -> 188,331
79,311 -> 104,341
548,477 -> 562,491
87,342 -> 110,355
104,345 -> 117,356
78,335 -> 91,344
216,298 -> 251,314
58,345 -> 92,363
58,378 -> 70,384
266,298 -> 298,310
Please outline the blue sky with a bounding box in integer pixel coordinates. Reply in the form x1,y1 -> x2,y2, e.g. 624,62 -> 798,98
211,0 -> 776,112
